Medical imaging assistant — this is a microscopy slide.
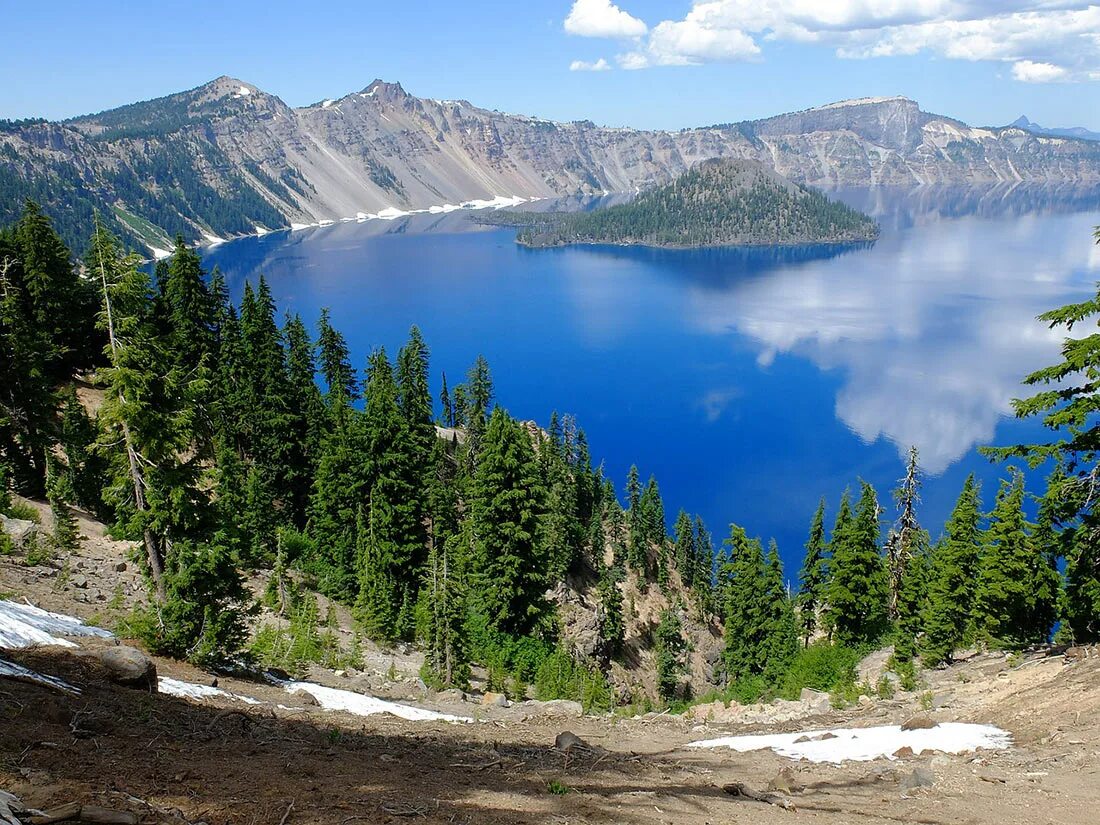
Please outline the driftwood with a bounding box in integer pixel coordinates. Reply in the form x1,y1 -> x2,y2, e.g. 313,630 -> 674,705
27,802 -> 137,825
721,782 -> 796,810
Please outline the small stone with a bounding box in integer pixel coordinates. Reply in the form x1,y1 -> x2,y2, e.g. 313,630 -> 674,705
114,561 -> 128,572
291,689 -> 320,707
894,746 -> 915,758
71,574 -> 88,589
900,767 -> 936,793
333,670 -> 347,678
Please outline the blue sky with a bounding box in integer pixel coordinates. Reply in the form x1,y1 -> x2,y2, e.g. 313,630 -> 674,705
3,1 -> 1098,130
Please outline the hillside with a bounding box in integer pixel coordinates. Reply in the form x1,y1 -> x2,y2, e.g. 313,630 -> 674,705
4,79 -> 1100,251
497,159 -> 878,248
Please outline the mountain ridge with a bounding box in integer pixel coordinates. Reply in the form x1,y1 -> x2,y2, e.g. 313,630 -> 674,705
3,76 -> 1100,252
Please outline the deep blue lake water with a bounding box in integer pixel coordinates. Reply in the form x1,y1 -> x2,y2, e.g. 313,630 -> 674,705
202,186 -> 1100,579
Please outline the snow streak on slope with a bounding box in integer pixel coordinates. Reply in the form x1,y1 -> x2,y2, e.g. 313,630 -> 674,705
0,600 -> 114,649
689,723 -> 1012,763
281,680 -> 472,723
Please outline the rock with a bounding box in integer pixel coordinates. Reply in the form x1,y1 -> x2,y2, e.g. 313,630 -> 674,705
767,767 -> 803,794
902,714 -> 938,731
291,689 -> 320,707
685,700 -> 727,722
113,561 -> 128,572
900,767 -> 936,793
71,574 -> 88,589
523,699 -> 584,717
98,646 -> 157,691
435,688 -> 467,703
333,670 -> 347,678
858,695 -> 875,709
481,691 -> 510,708
799,687 -> 830,712
894,746 -> 915,758
0,514 -> 38,549
554,731 -> 590,752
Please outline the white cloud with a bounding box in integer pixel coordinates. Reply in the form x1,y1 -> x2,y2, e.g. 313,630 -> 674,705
564,0 -> 647,38
570,57 -> 612,71
566,1 -> 1100,81
1011,59 -> 1069,81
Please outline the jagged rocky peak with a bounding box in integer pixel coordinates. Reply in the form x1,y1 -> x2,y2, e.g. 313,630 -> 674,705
359,79 -> 409,103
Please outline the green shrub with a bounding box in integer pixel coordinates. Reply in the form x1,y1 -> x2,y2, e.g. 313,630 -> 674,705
779,642 -> 860,699
876,675 -> 896,699
5,501 -> 40,523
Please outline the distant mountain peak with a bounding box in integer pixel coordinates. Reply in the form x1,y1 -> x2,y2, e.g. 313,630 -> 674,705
1011,115 -> 1033,128
810,95 -> 915,112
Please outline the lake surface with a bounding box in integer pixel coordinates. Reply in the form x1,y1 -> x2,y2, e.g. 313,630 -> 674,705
204,186 -> 1100,578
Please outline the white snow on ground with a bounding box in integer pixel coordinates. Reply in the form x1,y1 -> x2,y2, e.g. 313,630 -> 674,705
157,676 -> 261,705
236,86 -> 251,97
281,680 -> 472,723
321,99 -> 334,108
201,233 -> 226,247
461,195 -> 527,210
0,657 -> 81,694
0,600 -> 113,650
253,225 -> 269,236
149,245 -> 173,260
689,723 -> 1012,763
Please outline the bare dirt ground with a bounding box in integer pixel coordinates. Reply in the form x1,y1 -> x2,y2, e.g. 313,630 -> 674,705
3,507 -> 1100,824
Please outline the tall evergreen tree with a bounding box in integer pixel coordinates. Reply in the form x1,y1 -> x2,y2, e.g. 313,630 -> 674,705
692,515 -> 715,614
826,482 -> 889,648
796,498 -> 829,646
977,473 -> 1059,648
161,237 -> 216,379
987,242 -> 1100,642
673,509 -> 696,586
921,475 -> 983,665
625,465 -> 646,575
317,307 -> 358,402
719,524 -> 768,682
469,407 -> 547,637
282,314 -> 325,526
762,541 -> 799,682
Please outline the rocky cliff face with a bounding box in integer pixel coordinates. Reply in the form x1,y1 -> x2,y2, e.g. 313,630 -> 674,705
3,78 -> 1099,252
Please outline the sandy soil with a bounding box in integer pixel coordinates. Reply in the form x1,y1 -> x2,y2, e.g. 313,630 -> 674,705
3,506 -> 1099,824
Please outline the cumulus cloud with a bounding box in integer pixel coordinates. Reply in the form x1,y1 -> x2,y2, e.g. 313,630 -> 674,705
564,0 -> 647,38
1011,59 -> 1069,82
569,57 -> 612,71
565,1 -> 1100,81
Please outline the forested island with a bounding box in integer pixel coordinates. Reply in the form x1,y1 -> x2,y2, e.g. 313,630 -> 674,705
483,158 -> 879,249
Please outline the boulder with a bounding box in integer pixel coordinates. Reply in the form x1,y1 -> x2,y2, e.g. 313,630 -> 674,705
291,689 -> 320,707
481,691 -> 510,708
901,714 -> 937,731
113,561 -> 128,572
71,574 -> 88,589
799,687 -> 831,713
98,645 -> 157,691
523,699 -> 584,717
0,515 -> 38,549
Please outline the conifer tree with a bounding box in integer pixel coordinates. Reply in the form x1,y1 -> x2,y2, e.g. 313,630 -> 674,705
92,218 -> 205,599
420,526 -> 470,687
59,386 -> 106,518
921,475 -> 983,666
825,482 -> 889,648
673,509 -> 696,586
654,608 -> 689,701
977,473 -> 1059,648
317,307 -> 358,402
625,465 -> 647,575
987,244 -> 1100,642
692,515 -> 715,613
469,407 -> 547,637
162,237 -> 216,378
46,454 -> 78,551
439,371 -> 453,427
355,507 -> 397,641
720,524 -> 768,681
640,475 -> 666,551
762,541 -> 798,682
796,498 -> 828,646
282,314 -> 325,525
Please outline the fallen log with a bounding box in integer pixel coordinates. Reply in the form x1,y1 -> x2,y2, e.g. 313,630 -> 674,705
721,782 -> 796,810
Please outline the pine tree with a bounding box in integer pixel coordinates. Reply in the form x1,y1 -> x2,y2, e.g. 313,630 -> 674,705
719,524 -> 768,681
59,386 -> 106,518
161,237 -> 216,378
921,475 -> 983,666
692,515 -> 715,614
439,371 -> 453,427
673,509 -> 696,586
762,541 -> 798,682
355,507 -> 397,641
825,482 -> 889,648
282,314 -> 325,526
625,465 -> 646,576
640,475 -> 666,580
986,247 -> 1100,642
887,447 -> 924,618
92,218 -> 206,600
420,526 -> 470,687
46,454 -> 78,551
977,473 -> 1059,648
469,407 -> 547,637
317,307 -> 358,402
796,498 -> 828,646
654,608 -> 689,701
